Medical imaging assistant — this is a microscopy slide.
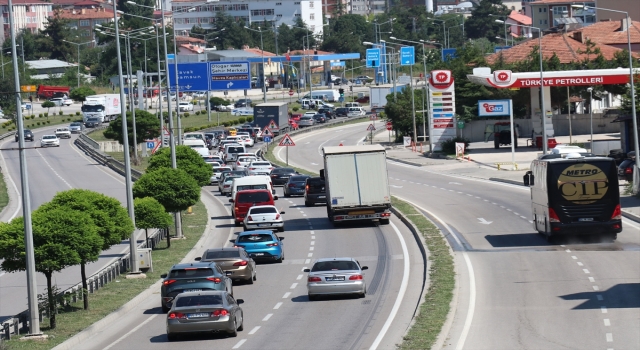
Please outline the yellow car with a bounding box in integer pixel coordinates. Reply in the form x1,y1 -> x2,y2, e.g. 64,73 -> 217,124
228,127 -> 237,136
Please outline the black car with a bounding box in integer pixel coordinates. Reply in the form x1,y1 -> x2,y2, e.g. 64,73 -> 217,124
284,175 -> 310,197
312,114 -> 326,124
318,107 -> 335,120
618,152 -> 635,181
15,129 -> 34,142
304,177 -> 326,207
335,107 -> 349,117
238,128 -> 256,139
270,167 -> 298,186
234,99 -> 253,108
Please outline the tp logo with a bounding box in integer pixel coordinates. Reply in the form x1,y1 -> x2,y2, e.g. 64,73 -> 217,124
482,103 -> 504,113
493,70 -> 512,85
431,70 -> 452,85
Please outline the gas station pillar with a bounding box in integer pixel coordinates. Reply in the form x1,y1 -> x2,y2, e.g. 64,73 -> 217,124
530,86 -> 555,142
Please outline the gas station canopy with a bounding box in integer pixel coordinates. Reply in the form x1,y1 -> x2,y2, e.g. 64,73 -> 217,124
467,67 -> 632,89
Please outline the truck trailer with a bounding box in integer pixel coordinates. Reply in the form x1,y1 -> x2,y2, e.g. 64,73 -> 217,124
253,102 -> 290,136
321,145 -> 392,225
37,85 -> 70,99
82,94 -> 122,123
369,84 -> 406,111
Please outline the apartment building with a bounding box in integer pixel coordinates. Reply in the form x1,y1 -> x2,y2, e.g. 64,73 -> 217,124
524,0 -> 596,31
0,0 -> 53,44
594,0 -> 640,23
57,7 -> 118,42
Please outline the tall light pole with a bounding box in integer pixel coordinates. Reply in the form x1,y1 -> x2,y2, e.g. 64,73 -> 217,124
8,0 -> 40,335
383,40 -> 417,146
497,20 -> 548,153
62,39 -> 94,87
245,26 -> 267,103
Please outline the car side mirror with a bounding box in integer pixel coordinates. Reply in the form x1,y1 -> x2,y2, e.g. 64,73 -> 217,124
236,299 -> 244,304
274,195 -> 278,200
320,169 -> 325,179
160,273 -> 167,278
229,199 -> 234,203
523,171 -> 534,187
195,257 -> 202,261
303,268 -> 310,272
361,266 -> 369,270
279,237 -> 284,240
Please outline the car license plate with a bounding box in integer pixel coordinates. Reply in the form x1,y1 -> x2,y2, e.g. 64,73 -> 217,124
184,289 -> 202,292
188,313 -> 209,318
578,218 -> 594,222
252,253 -> 265,256
318,196 -> 325,199
258,223 -> 270,227
325,276 -> 345,281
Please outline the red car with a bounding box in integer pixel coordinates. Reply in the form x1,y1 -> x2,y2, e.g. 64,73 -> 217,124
289,119 -> 299,130
290,113 -> 302,121
230,189 -> 277,226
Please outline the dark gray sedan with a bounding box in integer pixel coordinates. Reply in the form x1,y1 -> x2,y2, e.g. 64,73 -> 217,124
284,175 -> 310,197
166,291 -> 244,340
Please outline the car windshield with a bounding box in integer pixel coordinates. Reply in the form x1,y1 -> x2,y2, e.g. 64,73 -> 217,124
205,250 -> 241,259
312,260 -> 359,272
307,178 -> 325,193
238,234 -> 274,243
301,116 -> 311,120
249,207 -> 277,214
237,192 -> 271,203
168,268 -> 214,278
81,105 -> 104,112
70,123 -> 81,127
43,136 -> 56,140
273,168 -> 294,174
175,295 -> 223,307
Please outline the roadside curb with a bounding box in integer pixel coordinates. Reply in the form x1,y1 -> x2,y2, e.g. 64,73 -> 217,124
387,157 -> 424,167
621,210 -> 640,224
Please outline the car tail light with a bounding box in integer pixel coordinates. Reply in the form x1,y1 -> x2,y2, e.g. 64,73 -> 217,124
163,279 -> 176,286
349,275 -> 363,280
625,167 -> 633,174
275,214 -> 280,220
305,185 -> 309,192
233,245 -> 242,248
266,242 -> 279,247
235,207 -> 239,212
611,204 -> 622,220
233,261 -> 248,266
288,184 -> 296,187
206,277 -> 222,283
549,208 -> 561,223
308,276 -> 322,282
247,216 -> 253,221
249,168 -> 256,170
381,212 -> 391,217
168,312 -> 186,319
211,309 -> 229,317
237,161 -> 241,165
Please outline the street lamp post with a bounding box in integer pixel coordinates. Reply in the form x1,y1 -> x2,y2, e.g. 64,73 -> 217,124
245,26 -> 267,103
62,39 -> 94,87
383,40 -> 417,146
364,41 -> 398,101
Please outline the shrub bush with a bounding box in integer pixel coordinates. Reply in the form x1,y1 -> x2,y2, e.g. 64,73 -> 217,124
222,121 -> 230,127
238,117 -> 246,124
46,120 -> 50,124
440,137 -> 470,155
195,111 -> 200,115
184,112 -> 189,117
44,112 -> 48,118
76,111 -> 81,116
246,116 -> 253,122
59,111 -> 63,116
67,118 -> 72,121
38,113 -> 43,118
292,107 -> 299,112
36,122 -> 41,126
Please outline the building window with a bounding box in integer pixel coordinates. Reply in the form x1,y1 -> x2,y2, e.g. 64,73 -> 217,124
310,1 -> 314,7
295,14 -> 301,17
538,8 -> 542,13
251,9 -> 274,16
552,6 -> 567,17
310,25 -> 315,31
276,2 -> 281,5
310,13 -> 314,20
277,14 -> 282,17
294,1 -> 300,4
79,20 -> 90,27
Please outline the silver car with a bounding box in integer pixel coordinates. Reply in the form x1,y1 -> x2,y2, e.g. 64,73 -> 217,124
305,258 -> 368,300
298,116 -> 315,127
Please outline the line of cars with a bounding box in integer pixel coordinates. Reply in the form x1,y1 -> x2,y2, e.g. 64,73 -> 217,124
14,123 -> 84,147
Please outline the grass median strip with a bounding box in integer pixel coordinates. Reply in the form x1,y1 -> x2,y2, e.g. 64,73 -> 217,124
263,141 -> 317,176
4,200 -> 208,350
0,173 -> 9,214
391,196 -> 455,350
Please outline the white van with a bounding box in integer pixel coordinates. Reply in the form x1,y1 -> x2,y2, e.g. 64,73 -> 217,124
230,175 -> 275,198
299,90 -> 340,102
347,107 -> 365,117
184,132 -> 205,142
184,139 -> 209,156
224,144 -> 246,162
550,145 -> 589,155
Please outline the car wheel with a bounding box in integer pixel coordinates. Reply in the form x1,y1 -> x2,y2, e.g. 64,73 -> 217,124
278,226 -> 284,232
228,319 -> 238,337
305,201 -> 312,207
247,275 -> 254,284
237,316 -> 244,331
162,304 -> 170,313
308,294 -> 316,301
253,272 -> 257,281
277,255 -> 283,263
167,333 -> 178,342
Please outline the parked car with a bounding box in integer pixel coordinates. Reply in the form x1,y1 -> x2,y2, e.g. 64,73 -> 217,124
243,205 -> 285,232
298,116 -> 315,127
165,291 -> 244,340
234,99 -> 253,108
269,167 -> 297,186
15,129 -> 34,142
233,230 -> 284,262
312,114 -> 327,124
160,261 -> 233,313
357,75 -> 373,83
178,101 -> 194,112
304,258 -> 368,300
305,177 -> 326,207
69,122 -> 84,133
196,248 -> 256,284
335,107 -> 349,117
284,175 -> 310,197
40,135 -> 60,147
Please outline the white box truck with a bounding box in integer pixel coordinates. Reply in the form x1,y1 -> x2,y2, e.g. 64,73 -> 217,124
82,94 -> 122,123
321,145 -> 392,225
369,84 -> 407,111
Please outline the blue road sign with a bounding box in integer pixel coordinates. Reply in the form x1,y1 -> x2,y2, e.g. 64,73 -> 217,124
366,48 -> 381,68
146,141 -> 154,149
331,61 -> 345,67
338,96 -> 344,102
263,136 -> 272,143
168,62 -> 209,92
442,48 -> 458,62
167,54 -> 175,60
209,61 -> 251,91
400,46 -> 415,66
494,46 -> 512,53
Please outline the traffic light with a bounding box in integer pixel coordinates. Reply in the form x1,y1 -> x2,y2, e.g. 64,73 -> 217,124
339,88 -> 344,97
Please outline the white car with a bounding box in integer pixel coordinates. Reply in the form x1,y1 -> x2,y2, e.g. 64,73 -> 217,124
211,166 -> 232,185
54,127 -> 71,139
244,205 -> 285,232
216,104 -> 234,112
193,91 -> 206,98
220,176 -> 240,196
317,101 -> 334,108
49,98 -> 73,106
178,101 -> 194,112
232,107 -> 253,116
234,156 -> 258,171
40,135 -> 60,147
202,155 -> 220,165
253,128 -> 262,140
303,111 -> 316,118
247,160 -> 274,175
239,135 -> 254,148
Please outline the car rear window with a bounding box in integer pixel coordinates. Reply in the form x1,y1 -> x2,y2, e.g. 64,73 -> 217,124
273,168 -> 294,174
312,261 -> 358,272
249,207 -> 277,214
205,250 -> 241,259
175,295 -> 223,307
238,234 -> 274,243
231,170 -> 247,176
227,146 -> 244,153
168,268 -> 214,278
306,178 -> 325,193
237,192 -> 271,203
252,162 -> 270,166
237,184 -> 268,191
290,176 -> 309,182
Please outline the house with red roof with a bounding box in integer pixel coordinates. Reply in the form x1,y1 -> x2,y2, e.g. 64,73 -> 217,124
506,10 -> 532,38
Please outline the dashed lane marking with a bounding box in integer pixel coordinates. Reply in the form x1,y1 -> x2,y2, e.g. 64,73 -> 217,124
232,339 -> 247,349
262,314 -> 273,321
248,326 -> 260,335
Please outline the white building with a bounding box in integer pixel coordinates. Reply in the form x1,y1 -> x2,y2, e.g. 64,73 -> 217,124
0,0 -> 53,45
170,0 -> 324,38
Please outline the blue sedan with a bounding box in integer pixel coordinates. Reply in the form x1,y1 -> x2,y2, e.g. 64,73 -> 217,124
284,175 -> 310,197
234,230 -> 284,263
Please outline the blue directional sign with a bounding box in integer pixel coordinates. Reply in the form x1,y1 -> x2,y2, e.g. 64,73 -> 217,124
338,96 -> 344,102
209,61 -> 251,91
442,48 -> 458,62
400,46 -> 415,66
146,141 -> 155,149
167,54 -> 175,60
366,48 -> 381,68
263,136 -> 272,143
168,62 -> 209,92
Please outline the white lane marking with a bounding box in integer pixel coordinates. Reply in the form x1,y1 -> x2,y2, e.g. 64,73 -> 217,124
577,262 -> 584,266
283,292 -> 291,298
274,302 -> 283,309
589,277 -> 595,282
572,256 -> 577,259
597,295 -> 604,301
392,197 -> 476,350
520,216 -> 527,219
248,326 -> 260,335
606,333 -> 613,342
290,283 -> 298,289
309,247 -> 314,251
232,339 -> 247,349
593,286 -> 600,291
262,314 -> 273,321
565,249 -> 572,253
369,220 -> 411,350
310,231 -> 315,234
311,162 -> 318,165
310,241 -> 315,245
0,138 -> 23,221
103,314 -> 158,349
311,236 -> 316,239
304,259 -> 310,264
389,185 -> 404,188
307,253 -> 313,257
296,274 -> 303,280
604,319 -> 611,326
477,218 -> 492,225
583,269 -> 590,274
601,306 -> 608,313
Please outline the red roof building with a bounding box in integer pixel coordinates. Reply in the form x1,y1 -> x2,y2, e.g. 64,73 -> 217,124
56,7 -> 118,45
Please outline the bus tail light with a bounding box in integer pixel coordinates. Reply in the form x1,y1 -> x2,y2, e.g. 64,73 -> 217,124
549,208 -> 561,223
611,204 -> 621,220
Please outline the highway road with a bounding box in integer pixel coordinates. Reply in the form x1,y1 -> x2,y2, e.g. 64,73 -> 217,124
278,121 -> 640,350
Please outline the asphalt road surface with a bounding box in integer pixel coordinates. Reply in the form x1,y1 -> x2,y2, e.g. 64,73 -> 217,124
279,122 -> 640,350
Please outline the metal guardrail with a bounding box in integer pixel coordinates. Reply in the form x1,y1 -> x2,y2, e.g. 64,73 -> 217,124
0,128 -> 164,340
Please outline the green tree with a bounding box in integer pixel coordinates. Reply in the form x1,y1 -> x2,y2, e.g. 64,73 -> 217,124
133,167 -> 200,213
147,145 -> 212,186
384,88 -> 424,137
39,15 -> 74,62
134,197 -> 172,246
621,74 -> 640,115
464,0 -> 509,43
70,86 -> 96,102
321,15 -> 370,55
42,100 -> 55,114
103,109 -> 161,148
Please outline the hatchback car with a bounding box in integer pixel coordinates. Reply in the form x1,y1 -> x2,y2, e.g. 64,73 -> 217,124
166,291 -> 244,340
69,122 -> 84,133
40,135 -> 60,147
298,116 -> 315,127
234,230 -> 284,262
231,189 -> 276,225
244,205 -> 285,232
270,167 -> 297,186
305,258 -> 368,300
160,262 -> 233,313
305,177 -> 326,207
196,248 -> 256,284
312,114 -> 327,124
284,175 -> 310,197
15,129 -> 34,142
